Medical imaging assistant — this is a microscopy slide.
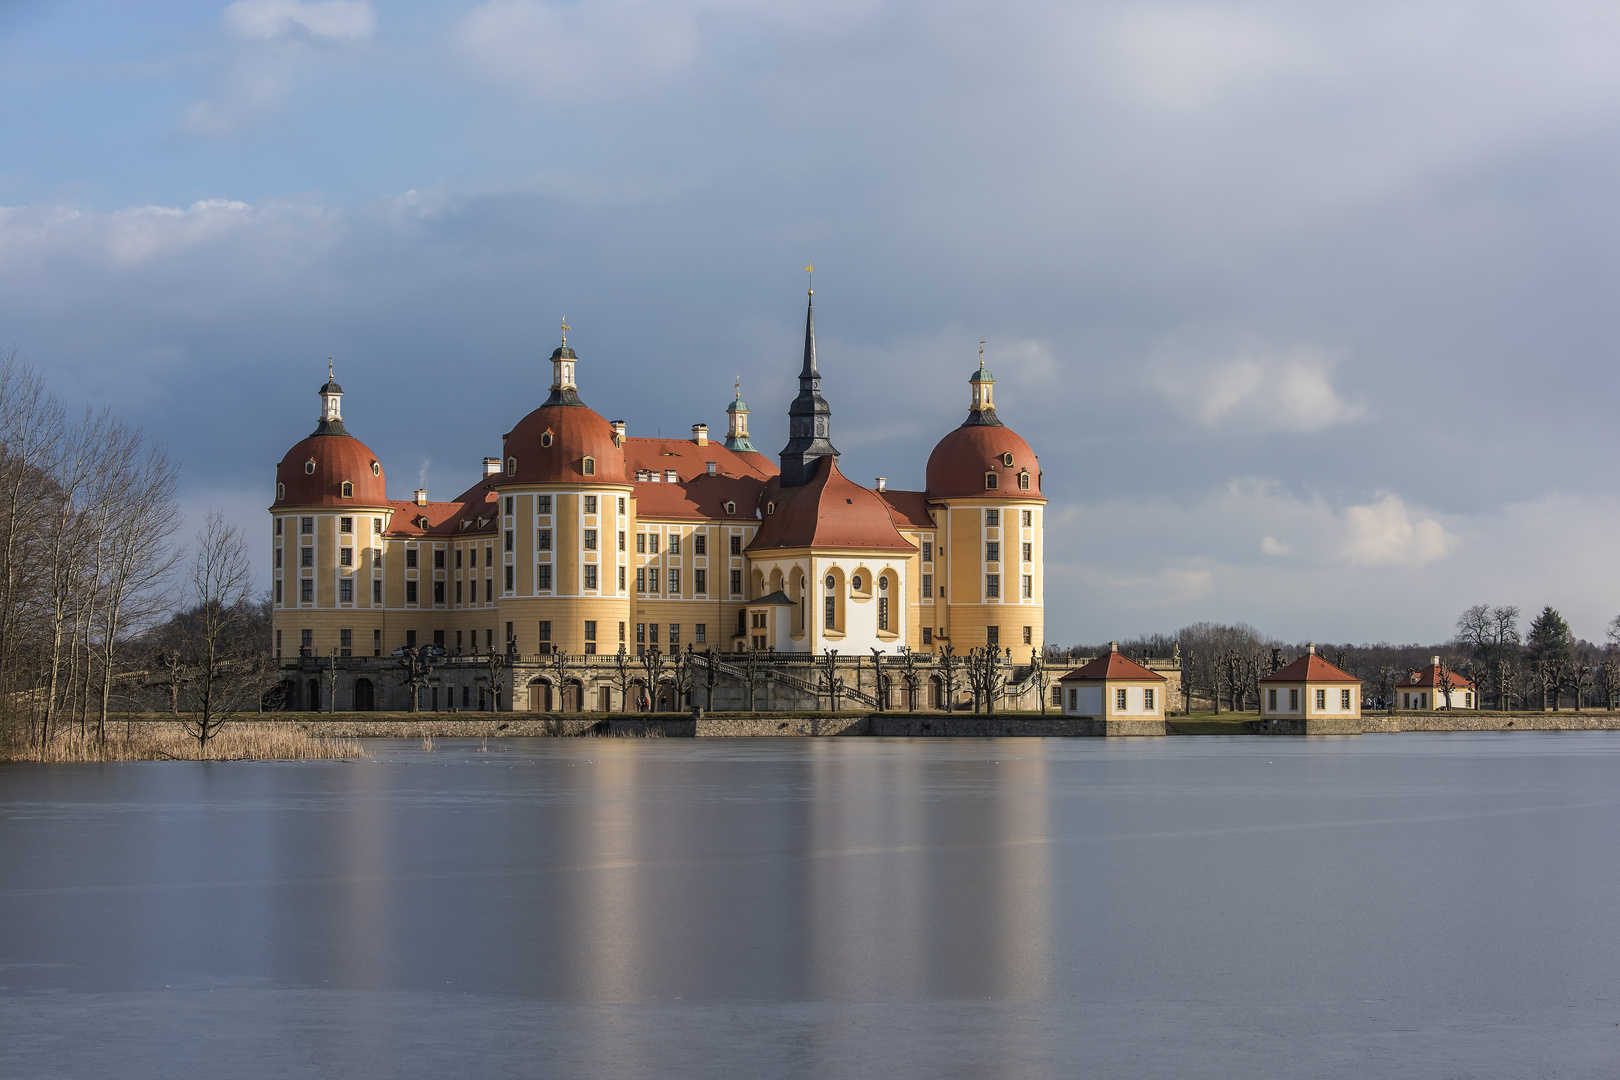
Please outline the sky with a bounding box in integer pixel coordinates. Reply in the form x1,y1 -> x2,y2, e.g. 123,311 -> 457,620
3,0 -> 1619,646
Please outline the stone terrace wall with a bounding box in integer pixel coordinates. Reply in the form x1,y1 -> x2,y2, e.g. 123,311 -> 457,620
1363,712 -> 1620,733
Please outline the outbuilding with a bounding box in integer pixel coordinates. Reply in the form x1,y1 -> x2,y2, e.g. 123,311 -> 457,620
1396,657 -> 1475,711
1057,642 -> 1167,736
1258,644 -> 1362,735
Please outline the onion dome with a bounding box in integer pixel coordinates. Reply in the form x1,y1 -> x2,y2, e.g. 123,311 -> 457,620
273,369 -> 388,508
724,377 -> 757,453
925,355 -> 1042,500
501,335 -> 628,485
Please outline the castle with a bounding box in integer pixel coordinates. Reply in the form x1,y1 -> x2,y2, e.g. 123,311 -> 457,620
269,291 -> 1045,711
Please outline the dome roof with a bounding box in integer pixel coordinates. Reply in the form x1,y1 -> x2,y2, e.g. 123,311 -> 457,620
274,433 -> 388,508
550,345 -> 577,360
502,403 -> 628,485
925,422 -> 1042,500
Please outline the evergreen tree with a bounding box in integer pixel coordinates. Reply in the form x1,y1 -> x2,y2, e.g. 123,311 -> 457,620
1526,607 -> 1572,663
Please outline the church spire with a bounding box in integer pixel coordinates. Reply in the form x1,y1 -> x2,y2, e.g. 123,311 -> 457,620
778,283 -> 839,486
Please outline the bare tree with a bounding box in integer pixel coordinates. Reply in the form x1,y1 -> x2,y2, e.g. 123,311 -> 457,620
938,645 -> 960,713
701,647 -> 719,710
174,511 -> 274,754
1436,662 -> 1456,711
611,645 -> 635,712
1030,648 -> 1048,715
484,647 -> 512,710
322,649 -> 342,713
547,648 -> 571,711
395,647 -> 435,713
640,645 -> 665,710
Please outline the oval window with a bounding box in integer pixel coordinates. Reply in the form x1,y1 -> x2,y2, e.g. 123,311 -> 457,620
879,577 -> 888,591
851,575 -> 863,591
540,431 -> 553,447
371,461 -> 380,476
825,575 -> 835,590
1001,452 -> 1014,467
305,459 -> 315,475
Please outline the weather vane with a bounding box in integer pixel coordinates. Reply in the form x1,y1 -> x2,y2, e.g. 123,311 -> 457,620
735,374 -> 741,398
979,340 -> 985,368
328,355 -> 334,380
560,316 -> 569,346
804,263 -> 814,295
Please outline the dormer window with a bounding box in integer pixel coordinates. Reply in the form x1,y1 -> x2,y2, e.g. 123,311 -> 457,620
506,458 -> 516,476
340,481 -> 353,498
276,483 -> 285,500
305,459 -> 315,475
583,456 -> 596,476
371,461 -> 380,476
724,500 -> 736,515
985,472 -> 998,490
1018,470 -> 1030,491
767,502 -> 775,515
540,431 -> 554,447
1001,452 -> 1014,467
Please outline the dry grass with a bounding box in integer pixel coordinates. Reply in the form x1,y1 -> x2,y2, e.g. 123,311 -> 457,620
1,721 -> 367,762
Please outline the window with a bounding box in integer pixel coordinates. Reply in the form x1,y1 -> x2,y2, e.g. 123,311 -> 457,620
1116,688 -> 1128,711
277,483 -> 285,501
985,574 -> 1000,597
878,597 -> 889,631
485,579 -> 492,602
669,624 -> 680,645
985,542 -> 999,563
276,518 -> 283,535
1268,688 -> 1277,711
636,534 -> 646,553
985,509 -> 999,527
649,623 -> 659,645
648,567 -> 660,592
694,534 -> 706,555
1022,510 -> 1032,527
506,458 -> 516,475
724,500 -> 736,515
405,549 -> 418,568
851,574 -> 862,591
301,547 -> 313,567
730,536 -> 742,556
636,568 -> 646,591
825,596 -> 836,630
505,497 -> 514,515
985,472 -> 998,490
302,517 -> 314,534
456,581 -> 463,604
340,580 -> 353,603
922,541 -> 932,562
455,549 -> 463,569
538,496 -> 551,514
1144,688 -> 1155,711
405,581 -> 417,603
274,581 -> 283,603
618,497 -> 625,514
275,548 -> 283,569
584,496 -> 597,514
374,549 -> 383,567
694,569 -> 706,594
305,460 -> 315,475
541,432 -> 553,447
373,518 -> 382,534
696,624 -> 707,644
1001,452 -> 1014,467
648,534 -> 659,554
538,621 -> 551,643
987,626 -> 999,646
584,621 -> 597,655
538,529 -> 551,551
1289,688 -> 1299,710
618,530 -> 625,551
1018,472 -> 1030,491
301,629 -> 313,650
668,534 -> 680,555
583,456 -> 596,476
300,580 -> 314,603
922,627 -> 932,645
538,565 -> 552,590
922,573 -> 932,598
583,529 -> 597,550
340,517 -> 353,533
1068,688 -> 1077,711
1341,689 -> 1352,710
505,530 -> 514,552
1023,626 -> 1032,644
1022,575 -> 1033,598
341,481 -> 353,498
636,623 -> 646,643
730,570 -> 742,595
1315,688 -> 1326,710
485,546 -> 493,567
434,549 -> 445,569
1023,543 -> 1032,563
668,569 -> 680,593
372,581 -> 381,603
584,565 -> 598,590
373,629 -> 381,656
406,630 -> 417,648
618,622 -> 626,643
504,566 -> 514,591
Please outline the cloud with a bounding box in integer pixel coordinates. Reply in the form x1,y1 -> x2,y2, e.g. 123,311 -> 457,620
1152,338 -> 1365,434
180,1 -> 377,138
1337,493 -> 1459,568
1108,4 -> 1319,111
1260,535 -> 1291,556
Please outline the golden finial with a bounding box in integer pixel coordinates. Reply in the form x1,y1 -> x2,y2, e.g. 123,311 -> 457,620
560,316 -> 569,345
735,374 -> 741,398
328,356 -> 334,380
979,340 -> 985,368
803,263 -> 814,295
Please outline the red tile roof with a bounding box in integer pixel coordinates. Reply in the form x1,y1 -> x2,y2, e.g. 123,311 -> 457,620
1057,651 -> 1166,682
1402,663 -> 1475,690
273,432 -> 389,509
748,457 -> 917,553
502,403 -> 628,485
925,422 -> 1043,500
1260,652 -> 1361,684
875,489 -> 936,530
624,437 -> 777,482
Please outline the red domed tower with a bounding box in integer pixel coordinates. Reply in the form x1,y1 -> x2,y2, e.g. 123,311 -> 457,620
924,351 -> 1045,654
270,365 -> 392,661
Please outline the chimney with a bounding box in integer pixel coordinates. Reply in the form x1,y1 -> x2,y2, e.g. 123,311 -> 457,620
611,419 -> 627,439
414,489 -> 428,506
482,457 -> 501,476
1109,641 -> 1119,652
706,461 -> 717,476
1431,655 -> 1440,667
1307,643 -> 1316,655
692,424 -> 708,446
875,477 -> 887,492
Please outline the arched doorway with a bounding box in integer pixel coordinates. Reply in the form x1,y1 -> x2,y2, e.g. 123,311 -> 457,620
656,680 -> 679,711
353,679 -> 375,711
878,673 -> 892,710
929,675 -> 943,710
630,680 -> 647,711
528,678 -> 552,712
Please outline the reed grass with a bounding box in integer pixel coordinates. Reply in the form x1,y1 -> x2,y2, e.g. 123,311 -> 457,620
0,721 -> 367,762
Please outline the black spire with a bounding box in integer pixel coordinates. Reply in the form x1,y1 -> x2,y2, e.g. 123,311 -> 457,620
778,291 -> 839,487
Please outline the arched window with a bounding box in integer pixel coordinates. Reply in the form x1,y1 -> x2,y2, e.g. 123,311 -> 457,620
724,500 -> 736,515
506,458 -> 516,476
340,481 -> 353,498
583,456 -> 596,476
1018,470 -> 1030,491
767,502 -> 775,515
276,483 -> 285,500
540,431 -> 554,447
305,459 -> 316,475
985,472 -> 998,490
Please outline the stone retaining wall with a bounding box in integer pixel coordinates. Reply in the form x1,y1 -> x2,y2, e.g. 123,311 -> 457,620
1362,712 -> 1620,733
